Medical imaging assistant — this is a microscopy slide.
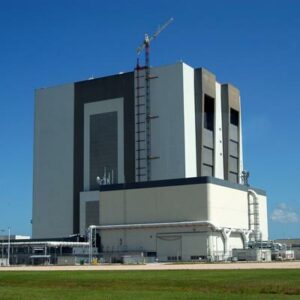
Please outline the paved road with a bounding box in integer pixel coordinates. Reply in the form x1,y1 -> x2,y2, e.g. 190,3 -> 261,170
0,261 -> 300,271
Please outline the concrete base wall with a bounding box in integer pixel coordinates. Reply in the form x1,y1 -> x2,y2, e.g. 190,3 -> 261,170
97,181 -> 268,237
80,179 -> 268,261
100,227 -> 247,261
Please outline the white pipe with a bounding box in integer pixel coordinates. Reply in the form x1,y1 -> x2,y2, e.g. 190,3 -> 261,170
241,230 -> 252,248
0,241 -> 89,247
89,221 -> 217,231
248,189 -> 261,241
220,228 -> 232,257
89,221 -> 249,233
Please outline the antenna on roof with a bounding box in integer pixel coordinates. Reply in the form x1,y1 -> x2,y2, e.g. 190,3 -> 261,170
241,170 -> 250,186
96,167 -> 115,186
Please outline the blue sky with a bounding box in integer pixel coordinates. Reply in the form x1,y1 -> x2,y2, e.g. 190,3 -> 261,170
0,0 -> 299,239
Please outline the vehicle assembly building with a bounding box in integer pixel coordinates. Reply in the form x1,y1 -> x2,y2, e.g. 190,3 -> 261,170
32,61 -> 268,261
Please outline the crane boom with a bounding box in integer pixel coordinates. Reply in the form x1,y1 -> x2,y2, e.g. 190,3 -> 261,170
151,17 -> 174,42
136,17 -> 174,56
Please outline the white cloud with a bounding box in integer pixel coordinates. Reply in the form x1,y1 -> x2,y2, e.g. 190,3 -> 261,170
271,203 -> 299,224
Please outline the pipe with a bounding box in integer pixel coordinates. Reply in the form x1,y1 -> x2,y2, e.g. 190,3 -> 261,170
248,189 -> 261,241
0,241 -> 89,247
89,221 -> 218,231
89,221 -> 250,233
220,228 -> 232,257
241,230 -> 252,248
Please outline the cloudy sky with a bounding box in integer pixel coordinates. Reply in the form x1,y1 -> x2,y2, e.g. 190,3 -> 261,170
0,0 -> 299,238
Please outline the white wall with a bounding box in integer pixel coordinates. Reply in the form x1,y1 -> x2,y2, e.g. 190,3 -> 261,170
182,64 -> 197,177
208,184 -> 268,240
98,183 -> 268,260
100,226 -> 248,261
33,84 -> 74,238
208,184 -> 249,230
100,227 -> 212,261
99,182 -> 268,236
228,233 -> 244,250
181,232 -> 208,260
134,62 -> 198,181
210,233 -> 225,256
214,82 -> 224,179
99,184 -> 209,225
149,63 -> 186,180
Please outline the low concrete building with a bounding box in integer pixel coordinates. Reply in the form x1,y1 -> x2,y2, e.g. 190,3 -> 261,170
81,177 -> 267,262
232,248 -> 272,262
275,239 -> 300,260
0,239 -> 90,265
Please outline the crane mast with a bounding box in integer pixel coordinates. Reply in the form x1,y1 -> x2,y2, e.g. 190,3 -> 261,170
135,18 -> 173,182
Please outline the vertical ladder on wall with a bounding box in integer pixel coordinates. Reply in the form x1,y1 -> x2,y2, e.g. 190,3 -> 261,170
135,18 -> 173,181
135,63 -> 159,182
135,65 -> 147,182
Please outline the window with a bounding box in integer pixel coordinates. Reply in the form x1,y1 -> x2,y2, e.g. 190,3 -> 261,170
191,255 -> 200,260
230,108 -> 239,126
191,255 -> 206,260
204,95 -> 214,131
167,256 -> 181,261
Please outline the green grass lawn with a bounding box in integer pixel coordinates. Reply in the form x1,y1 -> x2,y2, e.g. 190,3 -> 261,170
0,269 -> 299,299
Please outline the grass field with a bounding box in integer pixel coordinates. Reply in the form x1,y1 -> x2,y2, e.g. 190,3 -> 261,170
0,269 -> 299,299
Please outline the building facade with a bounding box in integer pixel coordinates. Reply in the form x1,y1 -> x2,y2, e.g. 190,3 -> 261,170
33,62 -> 265,259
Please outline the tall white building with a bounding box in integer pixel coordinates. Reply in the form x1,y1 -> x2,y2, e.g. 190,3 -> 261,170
33,62 -> 268,261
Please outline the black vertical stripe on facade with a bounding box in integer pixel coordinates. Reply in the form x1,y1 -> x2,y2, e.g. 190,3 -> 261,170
221,84 -> 241,183
73,72 -> 135,234
221,84 -> 229,181
90,112 -> 118,190
194,68 -> 217,177
194,68 -> 203,176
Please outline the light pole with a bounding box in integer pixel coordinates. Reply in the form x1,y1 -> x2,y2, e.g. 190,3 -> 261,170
0,228 -> 10,266
0,230 -> 4,261
8,227 -> 10,266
